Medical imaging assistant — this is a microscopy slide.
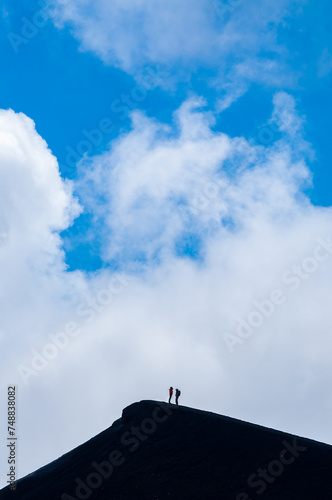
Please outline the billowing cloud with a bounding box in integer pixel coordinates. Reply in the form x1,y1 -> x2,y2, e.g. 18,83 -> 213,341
0,110 -> 82,331
76,93 -> 311,266
67,92 -> 332,451
0,109 -> 84,481
2,93 -> 332,487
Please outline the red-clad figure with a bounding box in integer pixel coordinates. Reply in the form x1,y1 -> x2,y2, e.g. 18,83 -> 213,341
168,386 -> 173,403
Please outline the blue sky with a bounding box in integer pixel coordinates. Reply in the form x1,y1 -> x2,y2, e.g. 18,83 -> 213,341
1,0 -> 332,488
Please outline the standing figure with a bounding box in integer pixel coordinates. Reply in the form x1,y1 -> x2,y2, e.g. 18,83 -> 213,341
168,386 -> 173,403
175,388 -> 181,405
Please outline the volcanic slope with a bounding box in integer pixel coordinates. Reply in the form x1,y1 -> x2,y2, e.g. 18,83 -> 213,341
1,400 -> 332,499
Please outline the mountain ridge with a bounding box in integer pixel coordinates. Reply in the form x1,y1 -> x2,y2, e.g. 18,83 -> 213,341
1,399 -> 332,499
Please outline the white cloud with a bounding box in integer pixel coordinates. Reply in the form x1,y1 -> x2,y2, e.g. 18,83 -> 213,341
0,110 -> 82,312
0,110 -> 82,302
61,93 -> 332,454
54,0 -> 216,70
53,0 -> 301,89
2,94 -> 332,487
0,109 -> 85,483
216,82 -> 248,112
76,94 -> 311,266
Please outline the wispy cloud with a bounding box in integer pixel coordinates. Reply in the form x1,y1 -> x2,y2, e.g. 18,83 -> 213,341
52,0 -> 302,94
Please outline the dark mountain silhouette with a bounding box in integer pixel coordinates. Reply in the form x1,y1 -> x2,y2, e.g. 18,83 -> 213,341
1,400 -> 332,499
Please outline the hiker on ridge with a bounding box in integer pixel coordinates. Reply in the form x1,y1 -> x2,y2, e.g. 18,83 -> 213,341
175,388 -> 181,405
168,386 -> 173,403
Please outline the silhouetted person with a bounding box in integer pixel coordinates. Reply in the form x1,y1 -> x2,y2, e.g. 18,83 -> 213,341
175,388 -> 181,405
168,386 -> 173,403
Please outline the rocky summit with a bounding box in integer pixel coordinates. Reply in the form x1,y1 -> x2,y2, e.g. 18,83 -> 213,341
1,400 -> 332,499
